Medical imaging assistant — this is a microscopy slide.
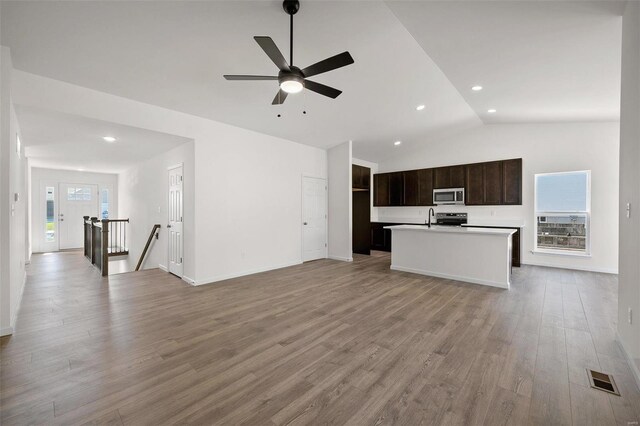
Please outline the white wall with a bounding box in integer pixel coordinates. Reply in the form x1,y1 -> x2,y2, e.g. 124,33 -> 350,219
328,141 -> 353,261
30,167 -> 118,253
618,0 -> 640,384
118,142 -> 195,279
13,71 -> 328,285
0,47 -> 28,336
375,122 -> 620,274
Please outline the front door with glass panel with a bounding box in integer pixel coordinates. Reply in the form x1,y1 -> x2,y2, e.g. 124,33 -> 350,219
58,183 -> 99,249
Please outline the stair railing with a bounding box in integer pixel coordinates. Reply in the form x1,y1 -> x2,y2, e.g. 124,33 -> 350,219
136,224 -> 161,271
83,216 -> 130,276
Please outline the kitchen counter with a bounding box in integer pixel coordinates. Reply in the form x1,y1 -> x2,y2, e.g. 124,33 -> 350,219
385,225 -> 516,289
385,224 -> 516,236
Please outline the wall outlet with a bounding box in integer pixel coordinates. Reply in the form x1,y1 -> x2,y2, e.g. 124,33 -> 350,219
629,307 -> 633,325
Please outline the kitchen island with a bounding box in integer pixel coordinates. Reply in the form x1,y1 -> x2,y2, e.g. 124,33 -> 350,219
385,225 -> 516,289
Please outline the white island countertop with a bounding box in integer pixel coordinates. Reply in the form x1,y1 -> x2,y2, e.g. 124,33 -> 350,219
385,224 -> 516,236
385,225 -> 516,289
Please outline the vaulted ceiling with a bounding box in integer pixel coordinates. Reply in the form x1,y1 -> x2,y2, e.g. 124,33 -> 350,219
0,1 -> 624,164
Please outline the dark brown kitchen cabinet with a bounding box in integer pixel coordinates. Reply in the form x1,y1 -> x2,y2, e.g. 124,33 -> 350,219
370,222 -> 392,251
465,163 -> 485,205
433,165 -> 466,189
433,167 -> 450,189
484,161 -> 503,205
389,172 -> 404,206
374,173 -> 390,206
502,159 -> 522,205
352,164 -> 370,190
403,170 -> 419,206
374,158 -> 522,207
465,161 -> 503,205
417,168 -> 434,206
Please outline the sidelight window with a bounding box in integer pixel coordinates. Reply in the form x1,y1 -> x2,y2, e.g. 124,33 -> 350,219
45,186 -> 55,242
534,171 -> 590,255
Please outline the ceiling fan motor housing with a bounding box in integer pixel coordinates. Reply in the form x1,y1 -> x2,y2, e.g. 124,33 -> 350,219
283,0 -> 300,16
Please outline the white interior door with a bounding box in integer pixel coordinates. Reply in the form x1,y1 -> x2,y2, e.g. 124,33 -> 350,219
302,176 -> 327,262
168,165 -> 184,277
58,183 -> 98,250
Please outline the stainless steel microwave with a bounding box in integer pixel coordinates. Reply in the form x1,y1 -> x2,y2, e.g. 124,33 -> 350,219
433,188 -> 465,205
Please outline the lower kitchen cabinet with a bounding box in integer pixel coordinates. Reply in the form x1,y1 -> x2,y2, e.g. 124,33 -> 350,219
371,222 -> 393,252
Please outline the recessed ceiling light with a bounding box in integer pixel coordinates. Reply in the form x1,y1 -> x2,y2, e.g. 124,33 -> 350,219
487,109 -> 497,113
471,85 -> 483,91
103,136 -> 117,142
394,141 -> 402,146
416,104 -> 425,111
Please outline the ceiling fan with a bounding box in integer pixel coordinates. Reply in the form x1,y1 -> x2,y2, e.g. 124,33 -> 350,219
223,0 -> 354,105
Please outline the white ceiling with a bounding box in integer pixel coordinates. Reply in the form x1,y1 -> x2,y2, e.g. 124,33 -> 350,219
387,0 -> 624,124
1,1 -> 624,164
17,106 -> 191,173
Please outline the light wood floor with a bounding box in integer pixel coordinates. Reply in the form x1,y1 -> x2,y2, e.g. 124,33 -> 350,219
1,251 -> 639,425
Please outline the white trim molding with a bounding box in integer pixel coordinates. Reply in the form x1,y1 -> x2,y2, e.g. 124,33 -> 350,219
0,326 -> 14,337
391,265 -> 509,289
328,256 -> 353,262
158,263 -> 168,272
521,260 -> 618,275
195,260 -> 302,286
616,331 -> 640,390
182,276 -> 196,286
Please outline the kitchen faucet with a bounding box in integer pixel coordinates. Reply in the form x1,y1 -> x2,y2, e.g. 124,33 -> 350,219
427,208 -> 435,228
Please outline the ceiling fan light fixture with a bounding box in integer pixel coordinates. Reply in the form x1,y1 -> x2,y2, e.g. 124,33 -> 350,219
280,79 -> 304,94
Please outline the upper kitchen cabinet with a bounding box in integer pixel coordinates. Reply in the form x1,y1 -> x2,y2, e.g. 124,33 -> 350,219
374,173 -> 390,206
403,170 -> 419,206
352,164 -> 370,190
466,160 -> 521,205
417,168 -> 434,206
433,166 -> 465,189
483,161 -> 503,205
389,172 -> 404,206
502,158 -> 523,205
465,163 -> 485,205
374,158 -> 521,207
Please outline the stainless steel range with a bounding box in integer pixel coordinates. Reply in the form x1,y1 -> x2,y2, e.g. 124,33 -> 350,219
435,212 -> 468,226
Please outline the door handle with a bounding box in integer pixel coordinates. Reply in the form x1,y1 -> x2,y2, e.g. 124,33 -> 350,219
303,222 -> 308,225
167,224 -> 172,228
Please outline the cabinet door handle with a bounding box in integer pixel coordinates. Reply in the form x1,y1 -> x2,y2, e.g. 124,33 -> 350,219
303,222 -> 308,225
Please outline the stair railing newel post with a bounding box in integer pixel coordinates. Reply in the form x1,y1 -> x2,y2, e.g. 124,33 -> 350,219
83,216 -> 90,259
91,217 -> 99,265
101,219 -> 109,277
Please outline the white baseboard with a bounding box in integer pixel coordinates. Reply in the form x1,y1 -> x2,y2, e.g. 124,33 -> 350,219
521,260 -> 618,275
328,255 -> 353,262
195,260 -> 302,286
390,265 -> 509,289
158,263 -> 168,272
616,331 -> 640,391
182,276 -> 196,286
0,326 -> 14,337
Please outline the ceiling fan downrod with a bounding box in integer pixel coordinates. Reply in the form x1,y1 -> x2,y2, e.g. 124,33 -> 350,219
283,0 -> 299,66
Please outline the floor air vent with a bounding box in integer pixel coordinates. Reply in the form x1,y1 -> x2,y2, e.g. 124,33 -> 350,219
587,369 -> 620,396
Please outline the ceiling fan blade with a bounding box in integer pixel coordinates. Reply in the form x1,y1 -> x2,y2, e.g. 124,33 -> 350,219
272,89 -> 288,105
224,75 -> 278,80
301,51 -> 354,78
254,36 -> 290,72
304,80 -> 342,99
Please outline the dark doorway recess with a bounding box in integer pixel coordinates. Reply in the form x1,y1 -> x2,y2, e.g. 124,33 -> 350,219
353,164 -> 371,255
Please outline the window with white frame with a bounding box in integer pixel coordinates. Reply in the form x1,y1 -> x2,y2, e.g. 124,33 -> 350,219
534,171 -> 590,255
